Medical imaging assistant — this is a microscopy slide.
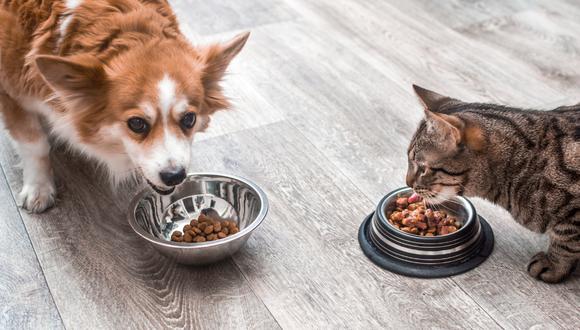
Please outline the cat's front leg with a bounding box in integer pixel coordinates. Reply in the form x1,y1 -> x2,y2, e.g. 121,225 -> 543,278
527,222 -> 579,283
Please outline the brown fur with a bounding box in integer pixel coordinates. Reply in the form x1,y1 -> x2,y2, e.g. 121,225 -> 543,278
0,0 -> 249,212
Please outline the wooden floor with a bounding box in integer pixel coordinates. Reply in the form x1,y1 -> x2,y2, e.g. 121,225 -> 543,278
2,0 -> 579,329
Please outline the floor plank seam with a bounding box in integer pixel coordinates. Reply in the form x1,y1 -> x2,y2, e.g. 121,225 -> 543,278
0,163 -> 68,330
452,278 -> 506,330
229,258 -> 283,329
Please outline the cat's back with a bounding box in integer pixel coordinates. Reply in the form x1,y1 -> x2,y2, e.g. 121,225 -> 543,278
452,101 -> 578,194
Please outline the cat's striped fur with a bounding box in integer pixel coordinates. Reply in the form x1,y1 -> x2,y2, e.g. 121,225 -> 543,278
406,85 -> 579,283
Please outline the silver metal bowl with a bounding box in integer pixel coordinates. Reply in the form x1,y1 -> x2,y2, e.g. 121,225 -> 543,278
359,187 -> 494,278
128,173 -> 268,265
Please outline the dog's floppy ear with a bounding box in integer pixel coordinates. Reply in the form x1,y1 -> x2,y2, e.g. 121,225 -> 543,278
200,32 -> 250,111
35,55 -> 107,97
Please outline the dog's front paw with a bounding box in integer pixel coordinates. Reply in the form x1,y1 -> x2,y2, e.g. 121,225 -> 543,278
18,181 -> 56,213
527,252 -> 574,283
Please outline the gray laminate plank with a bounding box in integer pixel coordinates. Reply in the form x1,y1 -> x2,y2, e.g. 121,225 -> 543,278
187,121 -> 501,329
211,17 -> 579,329
393,0 -> 542,30
171,0 -> 298,36
0,137 -> 280,330
457,8 -> 580,96
0,167 -> 63,329
282,0 -> 570,107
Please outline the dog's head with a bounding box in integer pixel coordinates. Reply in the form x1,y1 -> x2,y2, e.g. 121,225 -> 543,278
35,32 -> 249,193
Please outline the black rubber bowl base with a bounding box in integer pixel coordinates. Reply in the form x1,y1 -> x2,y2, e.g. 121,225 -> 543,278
358,212 -> 494,278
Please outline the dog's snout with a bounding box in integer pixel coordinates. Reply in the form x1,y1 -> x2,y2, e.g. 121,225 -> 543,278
159,167 -> 186,186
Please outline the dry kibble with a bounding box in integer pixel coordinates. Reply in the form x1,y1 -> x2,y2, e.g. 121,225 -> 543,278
204,225 -> 214,235
387,193 -> 463,236
193,236 -> 206,243
207,233 -> 218,241
170,213 -> 240,244
198,214 -> 211,223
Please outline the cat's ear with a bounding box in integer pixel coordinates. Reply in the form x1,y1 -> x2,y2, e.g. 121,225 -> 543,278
425,111 -> 486,151
412,85 -> 460,112
425,111 -> 463,145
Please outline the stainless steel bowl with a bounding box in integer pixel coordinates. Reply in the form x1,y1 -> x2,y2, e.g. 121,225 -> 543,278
128,173 -> 268,265
359,187 -> 494,278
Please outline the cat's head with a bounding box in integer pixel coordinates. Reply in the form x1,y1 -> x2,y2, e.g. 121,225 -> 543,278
406,85 -> 486,203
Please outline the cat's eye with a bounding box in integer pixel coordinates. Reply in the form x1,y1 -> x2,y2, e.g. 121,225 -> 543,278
127,117 -> 149,134
180,112 -> 196,129
417,163 -> 428,175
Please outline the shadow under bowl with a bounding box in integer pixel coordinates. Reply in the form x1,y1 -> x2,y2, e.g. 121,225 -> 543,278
128,173 -> 268,265
359,187 -> 494,278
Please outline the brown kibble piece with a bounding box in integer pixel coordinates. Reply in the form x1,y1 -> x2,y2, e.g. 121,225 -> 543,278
198,214 -> 211,223
190,220 -> 198,227
183,224 -> 192,232
204,225 -> 214,235
183,232 -> 193,242
207,233 -> 218,241
213,223 -> 222,232
198,222 -> 207,231
193,236 -> 206,243
222,221 -> 230,228
192,227 -> 202,234
217,232 -> 226,239
221,227 -> 229,235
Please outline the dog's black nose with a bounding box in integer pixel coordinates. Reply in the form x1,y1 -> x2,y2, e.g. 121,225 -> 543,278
159,167 -> 186,186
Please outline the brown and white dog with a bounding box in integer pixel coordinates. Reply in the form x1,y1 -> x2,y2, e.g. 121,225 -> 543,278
0,0 -> 249,212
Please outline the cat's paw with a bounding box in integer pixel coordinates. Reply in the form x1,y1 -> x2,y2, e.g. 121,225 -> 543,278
527,252 -> 574,283
18,181 -> 56,213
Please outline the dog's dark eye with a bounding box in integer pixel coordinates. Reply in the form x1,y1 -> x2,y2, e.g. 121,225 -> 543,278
127,117 -> 149,134
180,112 -> 196,129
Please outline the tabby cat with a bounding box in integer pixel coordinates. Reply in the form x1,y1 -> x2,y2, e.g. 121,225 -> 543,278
406,85 -> 579,283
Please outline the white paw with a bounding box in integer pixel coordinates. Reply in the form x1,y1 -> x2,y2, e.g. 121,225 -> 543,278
18,181 -> 56,213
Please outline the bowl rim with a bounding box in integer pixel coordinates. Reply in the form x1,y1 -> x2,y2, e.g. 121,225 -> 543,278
377,186 -> 476,241
127,172 -> 269,249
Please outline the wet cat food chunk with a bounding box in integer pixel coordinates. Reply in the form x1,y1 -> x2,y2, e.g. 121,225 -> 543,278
170,213 -> 240,243
387,193 -> 463,236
